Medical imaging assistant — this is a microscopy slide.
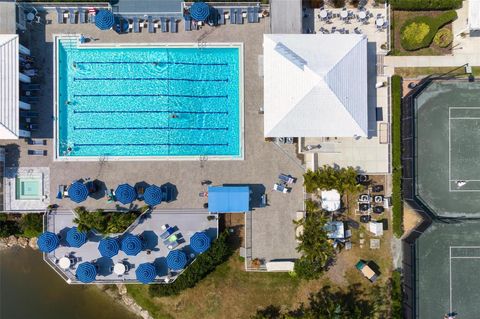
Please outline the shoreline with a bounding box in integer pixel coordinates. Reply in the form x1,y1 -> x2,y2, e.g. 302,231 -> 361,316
0,236 -> 153,319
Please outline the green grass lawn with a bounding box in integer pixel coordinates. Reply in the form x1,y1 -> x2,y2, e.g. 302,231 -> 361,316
395,66 -> 480,78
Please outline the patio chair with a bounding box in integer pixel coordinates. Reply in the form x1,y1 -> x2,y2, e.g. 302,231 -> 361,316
28,139 -> 46,145
184,15 -> 191,31
28,150 -> 47,156
56,8 -> 64,24
133,17 -> 140,33
79,9 -> 86,23
148,16 -> 154,33
230,9 -> 236,24
236,8 -> 243,24
160,17 -> 167,32
218,8 -> 225,24
170,17 -> 177,33
69,8 -> 76,24
160,227 -> 175,240
128,19 -> 133,32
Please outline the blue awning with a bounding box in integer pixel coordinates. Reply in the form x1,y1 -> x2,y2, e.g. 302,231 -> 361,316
95,9 -> 115,30
37,231 -> 60,253
208,186 -> 250,213
190,2 -> 211,21
115,183 -> 137,205
121,234 -> 143,256
98,237 -> 119,258
68,181 -> 88,203
144,185 -> 162,206
66,227 -> 87,248
135,263 -> 157,284
190,232 -> 211,254
76,262 -> 97,283
166,250 -> 187,270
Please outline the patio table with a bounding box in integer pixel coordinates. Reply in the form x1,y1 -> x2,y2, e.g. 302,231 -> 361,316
114,263 -> 126,275
358,11 -> 366,19
376,18 -> 384,27
320,10 -> 328,18
340,10 -> 348,19
59,257 -> 71,269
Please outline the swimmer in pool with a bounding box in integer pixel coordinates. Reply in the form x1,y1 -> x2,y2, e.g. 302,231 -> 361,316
171,114 -> 178,118
65,100 -> 71,105
73,62 -> 77,68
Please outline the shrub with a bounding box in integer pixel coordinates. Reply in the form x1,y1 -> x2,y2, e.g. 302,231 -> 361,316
19,214 -> 43,238
149,231 -> 232,297
330,0 -> 345,8
304,199 -> 319,213
73,207 -> 140,234
0,218 -> 20,238
392,75 -> 403,237
390,0 -> 462,10
400,11 -> 457,51
303,165 -> 362,194
433,28 -> 453,47
391,271 -> 403,319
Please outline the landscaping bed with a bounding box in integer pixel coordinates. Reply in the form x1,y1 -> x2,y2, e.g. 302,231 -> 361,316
392,10 -> 454,55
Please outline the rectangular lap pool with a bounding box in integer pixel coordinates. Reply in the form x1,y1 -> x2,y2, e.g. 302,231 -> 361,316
55,38 -> 243,160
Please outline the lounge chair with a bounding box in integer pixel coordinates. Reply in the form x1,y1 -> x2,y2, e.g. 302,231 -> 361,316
170,17 -> 177,33
273,183 -> 290,194
236,9 -> 243,24
218,8 -> 225,24
79,9 -> 86,24
167,241 -> 179,250
22,83 -> 41,90
163,234 -> 178,246
56,8 -> 64,24
28,150 -> 47,156
69,8 -> 76,24
148,16 -> 154,33
279,174 -> 295,184
230,9 -> 236,24
89,12 -> 96,24
160,227 -> 175,240
160,17 -> 167,32
247,7 -> 254,23
28,139 -> 46,145
184,16 -> 191,31
25,124 -> 39,131
253,6 -> 259,22
133,17 -> 140,33
20,111 -> 39,118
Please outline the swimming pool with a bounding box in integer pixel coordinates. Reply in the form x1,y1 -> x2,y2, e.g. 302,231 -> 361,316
55,38 -> 243,160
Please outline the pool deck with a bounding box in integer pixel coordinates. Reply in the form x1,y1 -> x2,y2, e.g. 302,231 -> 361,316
5,12 -> 303,264
45,209 -> 217,283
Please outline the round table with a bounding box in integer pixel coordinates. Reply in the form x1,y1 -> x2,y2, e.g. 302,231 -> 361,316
319,10 -> 327,19
376,18 -> 384,27
114,263 -> 126,275
358,11 -> 366,19
59,257 -> 71,269
340,10 -> 348,19
26,12 -> 35,22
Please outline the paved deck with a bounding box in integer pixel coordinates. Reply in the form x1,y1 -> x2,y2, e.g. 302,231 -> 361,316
46,209 -> 217,283
3,11 -> 303,263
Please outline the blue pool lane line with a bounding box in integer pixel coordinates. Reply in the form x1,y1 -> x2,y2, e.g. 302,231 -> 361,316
74,143 -> 229,147
73,110 -> 229,115
73,126 -> 229,131
75,61 -> 229,66
73,77 -> 229,82
73,93 -> 228,99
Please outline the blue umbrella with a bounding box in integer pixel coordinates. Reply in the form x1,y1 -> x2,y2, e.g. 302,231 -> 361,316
95,9 -> 115,30
98,237 -> 119,258
166,250 -> 187,270
37,231 -> 60,253
135,263 -> 157,284
68,181 -> 88,203
190,232 -> 211,254
144,185 -> 162,206
76,262 -> 97,283
66,227 -> 87,248
121,234 -> 143,256
190,2 -> 211,21
115,184 -> 137,205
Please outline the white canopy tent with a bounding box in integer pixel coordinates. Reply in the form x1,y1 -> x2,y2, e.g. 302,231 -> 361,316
263,34 -> 368,138
321,189 -> 341,212
369,221 -> 384,237
470,0 -> 480,30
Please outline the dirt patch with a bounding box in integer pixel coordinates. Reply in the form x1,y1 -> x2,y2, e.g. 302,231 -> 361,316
392,10 -> 453,56
403,202 -> 424,235
221,213 -> 245,250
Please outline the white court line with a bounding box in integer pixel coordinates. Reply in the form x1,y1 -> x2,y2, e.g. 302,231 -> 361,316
449,106 -> 480,109
449,180 -> 480,182
450,246 -> 452,313
450,117 -> 480,120
451,256 -> 480,259
450,246 -> 480,248
449,107 -> 451,192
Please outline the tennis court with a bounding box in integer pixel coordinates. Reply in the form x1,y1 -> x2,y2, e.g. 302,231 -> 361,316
416,221 -> 480,319
415,81 -> 480,217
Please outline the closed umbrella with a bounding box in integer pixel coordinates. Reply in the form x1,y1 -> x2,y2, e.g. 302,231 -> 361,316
190,2 -> 211,21
37,231 -> 60,253
98,237 -> 119,258
76,262 -> 97,283
166,250 -> 187,270
95,9 -> 115,30
135,263 -> 157,284
68,181 -> 88,203
190,232 -> 211,254
121,234 -> 143,256
115,183 -> 137,205
144,185 -> 162,206
66,227 -> 87,248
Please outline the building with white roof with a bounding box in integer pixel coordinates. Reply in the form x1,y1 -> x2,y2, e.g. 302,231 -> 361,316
263,33 -> 368,138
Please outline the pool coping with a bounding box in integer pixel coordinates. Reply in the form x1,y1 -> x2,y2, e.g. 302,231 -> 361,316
52,34 -> 245,162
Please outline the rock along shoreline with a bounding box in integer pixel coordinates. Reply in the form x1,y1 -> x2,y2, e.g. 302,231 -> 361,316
0,236 -> 153,319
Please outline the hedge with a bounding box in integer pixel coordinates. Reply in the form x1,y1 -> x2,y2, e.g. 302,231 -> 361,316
148,231 -> 232,296
392,75 -> 403,238
400,10 -> 457,51
391,270 -> 403,319
390,0 -> 462,10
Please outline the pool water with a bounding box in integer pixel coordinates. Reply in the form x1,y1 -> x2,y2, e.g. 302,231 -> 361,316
16,177 -> 42,200
56,40 -> 241,158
